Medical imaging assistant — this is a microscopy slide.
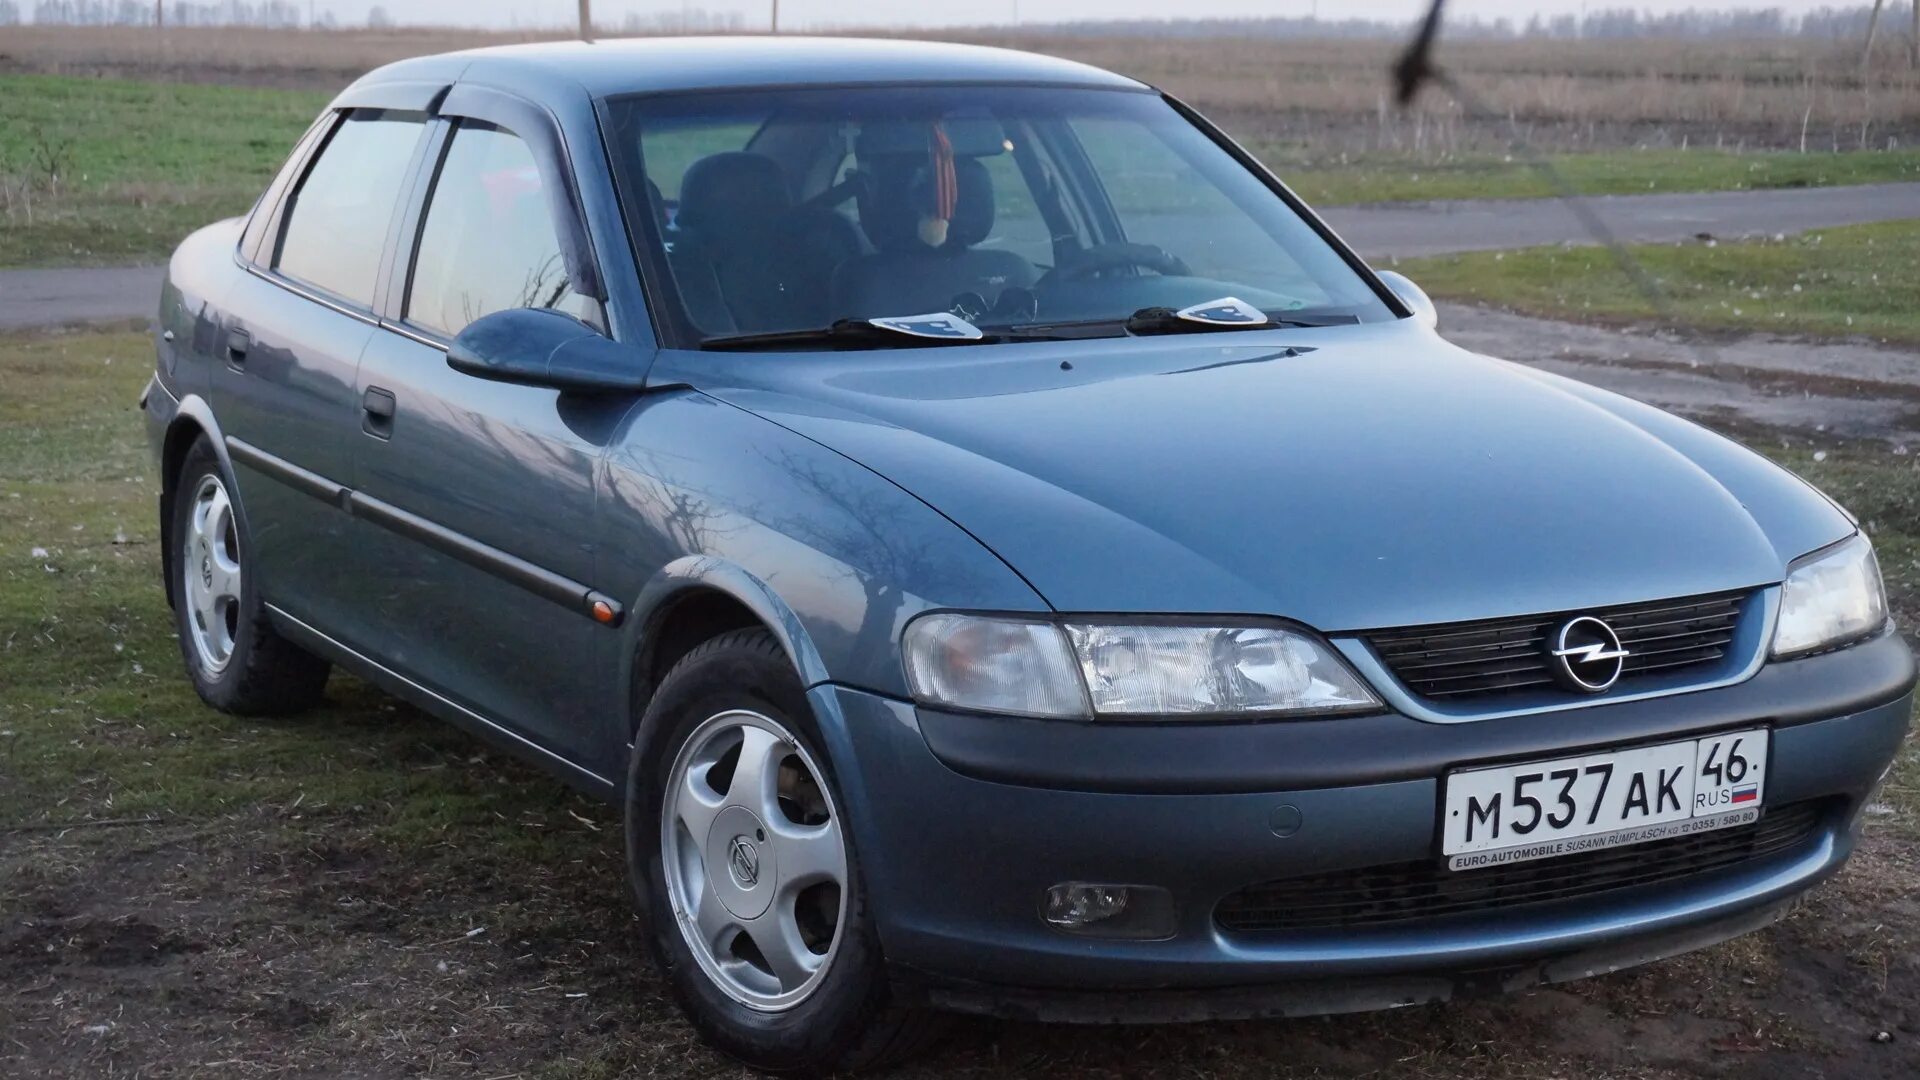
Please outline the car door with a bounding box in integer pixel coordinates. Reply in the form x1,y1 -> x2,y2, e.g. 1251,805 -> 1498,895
348,94 -> 635,772
214,106 -> 431,634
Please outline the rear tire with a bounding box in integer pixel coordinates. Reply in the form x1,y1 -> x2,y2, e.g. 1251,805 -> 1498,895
169,435 -> 329,716
626,628 -> 944,1074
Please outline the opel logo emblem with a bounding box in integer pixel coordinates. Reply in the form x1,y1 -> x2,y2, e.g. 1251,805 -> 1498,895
727,836 -> 760,888
1549,616 -> 1630,692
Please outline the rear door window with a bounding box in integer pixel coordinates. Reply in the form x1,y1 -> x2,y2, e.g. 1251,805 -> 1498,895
405,121 -> 595,337
273,109 -> 425,308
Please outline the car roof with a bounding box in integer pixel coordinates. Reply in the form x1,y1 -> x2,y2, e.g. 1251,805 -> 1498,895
350,36 -> 1148,102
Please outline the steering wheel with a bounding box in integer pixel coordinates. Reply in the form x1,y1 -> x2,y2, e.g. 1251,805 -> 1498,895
1046,242 -> 1192,284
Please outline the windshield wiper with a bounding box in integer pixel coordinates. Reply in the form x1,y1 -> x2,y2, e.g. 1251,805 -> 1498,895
702,313 -> 990,352
1124,298 -> 1358,336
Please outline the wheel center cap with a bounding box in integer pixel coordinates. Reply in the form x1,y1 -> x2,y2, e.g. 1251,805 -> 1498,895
198,543 -> 212,589
727,835 -> 761,888
706,804 -> 775,920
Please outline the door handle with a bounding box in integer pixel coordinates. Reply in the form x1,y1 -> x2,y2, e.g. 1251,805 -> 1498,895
225,328 -> 250,368
362,386 -> 396,439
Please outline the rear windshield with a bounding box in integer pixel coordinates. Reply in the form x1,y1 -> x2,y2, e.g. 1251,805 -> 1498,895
602,85 -> 1393,346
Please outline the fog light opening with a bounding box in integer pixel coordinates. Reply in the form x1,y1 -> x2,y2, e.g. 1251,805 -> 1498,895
1044,883 -> 1131,929
1041,883 -> 1177,939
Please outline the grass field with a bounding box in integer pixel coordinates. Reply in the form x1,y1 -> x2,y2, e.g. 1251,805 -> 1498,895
9,25 -> 1920,156
1402,219 -> 1920,346
0,75 -> 328,266
3,328 -> 1919,1077
5,69 -> 1918,268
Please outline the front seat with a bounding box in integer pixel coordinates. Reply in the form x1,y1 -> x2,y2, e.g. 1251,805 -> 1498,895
832,156 -> 1036,320
672,152 -> 864,333
673,152 -> 808,332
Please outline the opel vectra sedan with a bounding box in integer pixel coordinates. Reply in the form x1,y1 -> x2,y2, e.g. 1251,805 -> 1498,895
145,36 -> 1912,1074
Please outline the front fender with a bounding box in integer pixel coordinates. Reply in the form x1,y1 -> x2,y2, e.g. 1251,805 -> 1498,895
599,388 -> 1048,704
619,554 -> 834,696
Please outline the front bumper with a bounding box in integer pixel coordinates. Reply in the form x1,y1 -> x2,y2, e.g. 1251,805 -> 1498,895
810,630 -> 1914,1020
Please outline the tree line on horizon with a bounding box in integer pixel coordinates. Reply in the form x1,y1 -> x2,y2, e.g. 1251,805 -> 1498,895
1,0 -> 1914,41
1042,6 -> 1915,41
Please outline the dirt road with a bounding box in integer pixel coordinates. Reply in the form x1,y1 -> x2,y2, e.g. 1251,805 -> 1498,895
1440,303 -> 1920,446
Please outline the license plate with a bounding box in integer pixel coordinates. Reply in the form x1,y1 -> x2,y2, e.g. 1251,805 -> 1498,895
1442,729 -> 1768,871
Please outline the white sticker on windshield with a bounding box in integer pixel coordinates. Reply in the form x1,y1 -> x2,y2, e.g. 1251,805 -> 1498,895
1175,297 -> 1269,326
868,313 -> 986,340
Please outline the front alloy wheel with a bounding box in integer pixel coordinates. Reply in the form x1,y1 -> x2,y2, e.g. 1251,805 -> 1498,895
629,628 -> 943,1073
662,709 -> 848,1011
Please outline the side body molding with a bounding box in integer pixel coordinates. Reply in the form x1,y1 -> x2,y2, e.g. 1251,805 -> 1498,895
224,436 -> 625,627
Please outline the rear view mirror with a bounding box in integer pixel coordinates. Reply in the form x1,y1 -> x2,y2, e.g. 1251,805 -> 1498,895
1376,270 -> 1438,330
447,307 -> 649,394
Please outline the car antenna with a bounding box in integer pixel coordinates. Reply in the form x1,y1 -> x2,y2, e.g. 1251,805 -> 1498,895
1390,0 -> 1719,370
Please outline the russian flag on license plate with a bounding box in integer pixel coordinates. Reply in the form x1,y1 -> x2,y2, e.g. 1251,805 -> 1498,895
1731,785 -> 1759,804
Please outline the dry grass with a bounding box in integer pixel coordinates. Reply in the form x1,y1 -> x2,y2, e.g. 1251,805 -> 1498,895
4,25 -> 1919,156
3,325 -> 1918,1078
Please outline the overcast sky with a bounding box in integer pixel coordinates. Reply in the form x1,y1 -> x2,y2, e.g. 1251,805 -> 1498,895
335,1 -> 1873,31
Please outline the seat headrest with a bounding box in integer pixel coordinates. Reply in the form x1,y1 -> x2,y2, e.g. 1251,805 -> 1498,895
676,152 -> 791,245
858,155 -> 996,254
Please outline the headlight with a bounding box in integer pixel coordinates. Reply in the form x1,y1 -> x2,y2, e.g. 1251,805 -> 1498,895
1771,534 -> 1888,659
902,614 -> 1379,719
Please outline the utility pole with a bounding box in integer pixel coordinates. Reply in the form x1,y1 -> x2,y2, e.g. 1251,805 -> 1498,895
1911,0 -> 1918,68
578,0 -> 591,42
154,0 -> 162,28
771,0 -> 778,33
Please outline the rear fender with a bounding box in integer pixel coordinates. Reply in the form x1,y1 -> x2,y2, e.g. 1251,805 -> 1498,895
153,393 -> 248,611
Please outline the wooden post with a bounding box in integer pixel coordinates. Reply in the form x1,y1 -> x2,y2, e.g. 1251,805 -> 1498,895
578,0 -> 592,42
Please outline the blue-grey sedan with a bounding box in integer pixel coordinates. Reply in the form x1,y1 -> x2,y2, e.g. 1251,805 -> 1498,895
143,36 -> 1914,1074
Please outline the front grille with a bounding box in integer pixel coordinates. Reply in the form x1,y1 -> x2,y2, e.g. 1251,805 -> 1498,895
1368,590 -> 1748,701
1215,800 -> 1824,933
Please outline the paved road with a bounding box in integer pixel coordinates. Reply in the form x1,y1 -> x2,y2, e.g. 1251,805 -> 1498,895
1323,181 -> 1920,259
1,265 -> 164,332
5,182 -> 1919,331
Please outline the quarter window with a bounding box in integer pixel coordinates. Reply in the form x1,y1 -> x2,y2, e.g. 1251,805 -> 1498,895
274,109 -> 424,307
406,122 -> 594,337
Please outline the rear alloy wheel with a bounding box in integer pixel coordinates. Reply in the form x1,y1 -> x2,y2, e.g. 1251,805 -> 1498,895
661,709 -> 848,1011
182,474 -> 243,673
629,629 -> 944,1074
169,435 -> 329,715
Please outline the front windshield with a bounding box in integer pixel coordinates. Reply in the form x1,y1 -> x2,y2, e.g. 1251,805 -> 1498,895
603,85 -> 1395,345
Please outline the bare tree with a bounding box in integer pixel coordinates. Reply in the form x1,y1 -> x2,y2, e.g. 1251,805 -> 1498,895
1862,0 -> 1884,68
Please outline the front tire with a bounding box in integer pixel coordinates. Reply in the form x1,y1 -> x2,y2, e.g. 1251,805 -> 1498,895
626,629 -> 942,1074
169,435 -> 329,715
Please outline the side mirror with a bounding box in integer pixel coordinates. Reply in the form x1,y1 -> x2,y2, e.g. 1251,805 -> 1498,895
446,307 -> 648,394
1375,270 -> 1438,330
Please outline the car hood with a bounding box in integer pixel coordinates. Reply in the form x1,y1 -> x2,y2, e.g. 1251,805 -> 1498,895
677,322 -> 1853,630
